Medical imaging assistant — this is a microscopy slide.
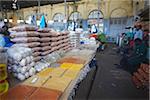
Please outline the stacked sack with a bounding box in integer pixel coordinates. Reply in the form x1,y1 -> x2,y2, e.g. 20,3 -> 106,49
7,46 -> 36,80
38,28 -> 52,57
9,25 -> 41,62
68,31 -> 80,48
50,31 -> 71,52
132,63 -> 149,88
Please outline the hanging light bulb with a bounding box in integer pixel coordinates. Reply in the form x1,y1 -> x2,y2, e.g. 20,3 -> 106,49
12,3 -> 17,9
12,0 -> 17,9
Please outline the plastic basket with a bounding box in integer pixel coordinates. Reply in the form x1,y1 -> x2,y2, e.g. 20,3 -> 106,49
0,64 -> 7,81
0,80 -> 9,96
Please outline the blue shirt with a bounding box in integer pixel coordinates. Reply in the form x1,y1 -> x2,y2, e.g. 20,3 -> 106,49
134,29 -> 143,40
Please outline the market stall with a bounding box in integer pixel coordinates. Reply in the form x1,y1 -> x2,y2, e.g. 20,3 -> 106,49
0,24 -> 98,100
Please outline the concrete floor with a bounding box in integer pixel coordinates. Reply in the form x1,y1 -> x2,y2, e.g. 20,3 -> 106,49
74,44 -> 149,100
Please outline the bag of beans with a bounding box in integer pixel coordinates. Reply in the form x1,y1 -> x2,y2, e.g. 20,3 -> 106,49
41,50 -> 52,56
31,47 -> 41,52
10,31 -> 39,38
39,33 -> 51,37
41,46 -> 51,51
12,42 -> 40,48
40,42 -> 51,46
40,38 -> 51,42
9,25 -> 37,32
38,28 -> 52,33
33,52 -> 41,57
33,56 -> 42,62
11,37 -> 40,43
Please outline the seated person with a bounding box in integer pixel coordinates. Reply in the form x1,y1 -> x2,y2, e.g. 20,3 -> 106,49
120,38 -> 147,74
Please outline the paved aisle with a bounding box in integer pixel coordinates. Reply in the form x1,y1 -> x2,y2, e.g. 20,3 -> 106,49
88,44 -> 148,100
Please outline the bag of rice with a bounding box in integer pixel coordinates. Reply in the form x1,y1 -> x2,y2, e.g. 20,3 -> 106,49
41,46 -> 51,51
33,56 -> 42,62
40,38 -> 51,42
41,50 -> 52,56
31,47 -> 41,52
10,31 -> 39,38
33,52 -> 41,57
12,42 -> 40,48
40,42 -> 51,46
9,25 -> 38,32
11,37 -> 40,43
39,33 -> 51,37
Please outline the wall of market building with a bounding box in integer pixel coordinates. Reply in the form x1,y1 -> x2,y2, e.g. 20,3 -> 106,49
2,0 -> 146,37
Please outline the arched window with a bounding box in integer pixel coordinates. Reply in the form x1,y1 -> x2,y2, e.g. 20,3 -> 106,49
88,10 -> 103,19
88,10 -> 104,32
53,13 -> 64,22
110,8 -> 127,18
69,12 -> 82,21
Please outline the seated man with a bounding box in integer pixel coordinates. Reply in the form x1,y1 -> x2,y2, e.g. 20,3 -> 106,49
120,38 -> 147,74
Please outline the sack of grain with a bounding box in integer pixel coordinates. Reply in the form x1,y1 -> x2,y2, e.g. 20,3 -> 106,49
11,37 -> 40,43
40,37 -> 51,42
33,56 -> 42,62
41,42 -> 51,46
41,46 -> 51,51
33,52 -> 41,57
12,42 -> 40,48
31,47 -> 41,52
38,28 -> 52,33
9,25 -> 38,32
41,50 -> 52,56
39,33 -> 51,37
10,31 -> 39,38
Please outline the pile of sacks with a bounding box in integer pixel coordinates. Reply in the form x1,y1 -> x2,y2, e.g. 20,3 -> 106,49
50,31 -> 71,52
7,46 -> 36,80
132,63 -> 149,88
68,31 -> 80,48
38,28 -> 52,57
9,25 -> 41,62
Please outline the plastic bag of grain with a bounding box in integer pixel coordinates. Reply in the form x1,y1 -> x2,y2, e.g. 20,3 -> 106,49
7,46 -> 32,62
38,28 -> 52,33
33,56 -> 42,62
10,31 -> 39,38
12,42 -> 40,48
41,46 -> 51,51
41,50 -> 52,56
33,52 -> 41,57
9,25 -> 38,32
39,33 -> 51,37
40,37 -> 51,42
40,42 -> 51,46
11,37 -> 40,43
31,47 -> 41,52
